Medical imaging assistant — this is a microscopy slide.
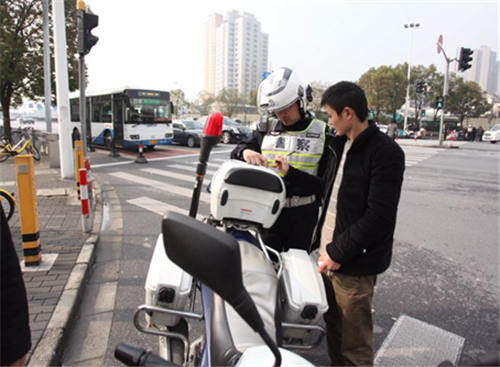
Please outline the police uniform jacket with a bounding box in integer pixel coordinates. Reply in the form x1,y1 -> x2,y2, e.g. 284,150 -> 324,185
231,114 -> 336,205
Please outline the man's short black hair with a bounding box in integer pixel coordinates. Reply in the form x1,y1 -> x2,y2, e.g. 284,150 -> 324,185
321,81 -> 368,122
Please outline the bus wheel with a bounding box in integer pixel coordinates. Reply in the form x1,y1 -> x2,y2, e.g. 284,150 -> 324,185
104,131 -> 112,147
146,145 -> 155,151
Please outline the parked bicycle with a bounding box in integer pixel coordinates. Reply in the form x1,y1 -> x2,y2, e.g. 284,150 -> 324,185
0,189 -> 16,221
0,128 -> 40,162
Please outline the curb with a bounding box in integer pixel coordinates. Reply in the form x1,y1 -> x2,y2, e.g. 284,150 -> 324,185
28,181 -> 103,367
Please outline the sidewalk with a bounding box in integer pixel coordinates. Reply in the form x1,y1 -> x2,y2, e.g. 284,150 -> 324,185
0,154 -> 102,366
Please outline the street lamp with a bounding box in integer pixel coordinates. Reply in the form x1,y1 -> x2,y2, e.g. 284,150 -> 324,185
403,23 -> 420,132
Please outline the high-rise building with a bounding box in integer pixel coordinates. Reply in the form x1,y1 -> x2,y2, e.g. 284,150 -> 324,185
204,10 -> 269,101
464,45 -> 499,95
204,13 -> 224,96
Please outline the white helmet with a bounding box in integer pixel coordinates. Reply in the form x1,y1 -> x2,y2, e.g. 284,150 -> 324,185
257,67 -> 310,113
210,161 -> 286,229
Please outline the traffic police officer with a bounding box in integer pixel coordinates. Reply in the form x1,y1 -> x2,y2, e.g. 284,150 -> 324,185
231,67 -> 335,252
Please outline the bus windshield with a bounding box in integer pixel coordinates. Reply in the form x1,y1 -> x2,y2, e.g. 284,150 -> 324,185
127,98 -> 170,123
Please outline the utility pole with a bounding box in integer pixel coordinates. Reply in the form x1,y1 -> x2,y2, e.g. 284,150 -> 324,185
403,23 -> 420,132
42,0 -> 52,133
52,0 -> 74,178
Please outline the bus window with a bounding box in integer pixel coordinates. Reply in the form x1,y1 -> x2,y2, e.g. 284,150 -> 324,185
70,99 -> 80,122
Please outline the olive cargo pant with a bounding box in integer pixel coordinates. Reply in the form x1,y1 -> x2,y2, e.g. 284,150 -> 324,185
323,272 -> 377,366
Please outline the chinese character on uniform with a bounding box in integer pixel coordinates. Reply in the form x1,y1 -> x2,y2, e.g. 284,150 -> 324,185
275,137 -> 286,149
296,138 -> 310,152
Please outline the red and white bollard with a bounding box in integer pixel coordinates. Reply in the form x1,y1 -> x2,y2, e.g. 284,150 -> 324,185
84,158 -> 94,205
79,168 -> 91,233
135,143 -> 148,164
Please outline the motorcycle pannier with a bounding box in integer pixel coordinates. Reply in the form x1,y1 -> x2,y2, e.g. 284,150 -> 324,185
280,249 -> 328,339
145,234 -> 193,327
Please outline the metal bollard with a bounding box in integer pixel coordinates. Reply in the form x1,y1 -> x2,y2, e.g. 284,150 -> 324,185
15,154 -> 41,266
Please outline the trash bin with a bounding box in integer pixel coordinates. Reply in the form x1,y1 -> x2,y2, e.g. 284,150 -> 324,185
47,133 -> 60,168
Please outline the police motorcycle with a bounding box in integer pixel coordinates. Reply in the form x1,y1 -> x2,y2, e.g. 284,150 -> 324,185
114,113 -> 329,366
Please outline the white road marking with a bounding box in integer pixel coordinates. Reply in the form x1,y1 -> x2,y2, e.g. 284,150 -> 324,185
109,171 -> 209,202
167,164 -> 218,175
141,167 -> 212,183
127,196 -> 188,216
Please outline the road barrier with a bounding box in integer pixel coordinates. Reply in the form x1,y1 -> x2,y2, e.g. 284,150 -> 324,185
135,142 -> 148,164
15,154 -> 41,266
79,168 -> 91,233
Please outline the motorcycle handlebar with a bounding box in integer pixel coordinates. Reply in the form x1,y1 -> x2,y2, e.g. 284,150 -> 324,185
114,343 -> 177,367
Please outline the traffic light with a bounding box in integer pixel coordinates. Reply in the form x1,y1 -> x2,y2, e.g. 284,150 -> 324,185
416,80 -> 426,94
435,96 -> 444,110
458,47 -> 473,72
78,11 -> 99,55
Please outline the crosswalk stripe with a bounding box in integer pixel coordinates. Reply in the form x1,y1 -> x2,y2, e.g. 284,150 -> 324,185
167,164 -> 217,176
140,168 -> 209,183
109,171 -> 210,202
0,180 -> 15,187
187,161 -> 221,168
210,158 -> 228,163
127,196 -> 188,216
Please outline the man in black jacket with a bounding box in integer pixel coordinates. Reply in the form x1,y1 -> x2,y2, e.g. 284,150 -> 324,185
317,81 -> 405,366
231,67 -> 335,252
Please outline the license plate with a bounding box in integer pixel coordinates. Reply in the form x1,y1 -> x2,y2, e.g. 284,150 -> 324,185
149,140 -> 158,144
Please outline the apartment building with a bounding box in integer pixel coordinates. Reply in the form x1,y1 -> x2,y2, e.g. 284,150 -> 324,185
204,11 -> 269,101
464,45 -> 499,95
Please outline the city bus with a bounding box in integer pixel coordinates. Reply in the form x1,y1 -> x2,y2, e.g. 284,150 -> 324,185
69,87 -> 174,149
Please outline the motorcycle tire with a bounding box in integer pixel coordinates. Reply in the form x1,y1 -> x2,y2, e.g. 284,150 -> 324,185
159,318 -> 188,365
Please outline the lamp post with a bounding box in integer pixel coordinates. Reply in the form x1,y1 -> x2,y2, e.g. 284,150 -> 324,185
403,23 -> 420,133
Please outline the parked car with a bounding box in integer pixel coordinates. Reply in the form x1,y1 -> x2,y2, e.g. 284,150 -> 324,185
198,116 -> 252,144
172,120 -> 204,147
482,124 -> 500,144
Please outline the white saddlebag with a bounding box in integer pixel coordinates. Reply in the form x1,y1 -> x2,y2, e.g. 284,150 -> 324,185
280,249 -> 328,339
145,233 -> 193,327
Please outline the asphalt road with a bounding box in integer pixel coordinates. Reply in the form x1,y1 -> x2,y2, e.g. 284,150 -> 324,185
60,141 -> 499,366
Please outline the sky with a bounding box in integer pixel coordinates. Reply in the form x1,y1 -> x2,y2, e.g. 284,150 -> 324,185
84,0 -> 499,100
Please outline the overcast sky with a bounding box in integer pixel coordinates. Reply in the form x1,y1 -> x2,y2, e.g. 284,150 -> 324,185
84,0 -> 499,100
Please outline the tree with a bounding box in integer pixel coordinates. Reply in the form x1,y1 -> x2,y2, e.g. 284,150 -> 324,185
248,89 -> 258,106
309,81 -> 329,118
216,88 -> 245,117
358,65 -> 406,123
0,0 -> 79,141
170,88 -> 186,117
446,75 -> 491,122
190,90 -> 215,115
409,64 -> 441,121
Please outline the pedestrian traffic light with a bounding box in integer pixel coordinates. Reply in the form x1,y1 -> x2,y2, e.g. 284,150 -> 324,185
78,11 -> 99,55
435,96 -> 444,110
458,47 -> 473,72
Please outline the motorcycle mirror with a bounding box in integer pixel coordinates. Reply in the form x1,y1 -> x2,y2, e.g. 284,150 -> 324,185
162,211 -> 264,333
